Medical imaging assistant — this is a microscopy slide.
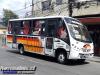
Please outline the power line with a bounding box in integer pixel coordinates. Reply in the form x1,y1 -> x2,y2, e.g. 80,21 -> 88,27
31,0 -> 34,16
11,1 -> 42,15
13,4 -> 31,12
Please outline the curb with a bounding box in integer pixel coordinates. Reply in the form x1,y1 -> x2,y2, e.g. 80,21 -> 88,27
88,57 -> 100,63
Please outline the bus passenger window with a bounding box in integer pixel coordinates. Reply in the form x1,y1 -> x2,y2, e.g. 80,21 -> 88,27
46,20 -> 57,37
12,21 -> 22,34
20,29 -> 24,34
22,21 -> 30,35
41,23 -> 45,35
32,21 -> 41,35
32,20 -> 46,35
8,22 -> 12,34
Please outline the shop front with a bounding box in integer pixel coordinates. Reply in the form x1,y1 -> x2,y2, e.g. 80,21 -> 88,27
76,17 -> 100,56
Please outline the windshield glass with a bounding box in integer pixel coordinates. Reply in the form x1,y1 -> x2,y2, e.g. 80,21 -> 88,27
65,18 -> 92,43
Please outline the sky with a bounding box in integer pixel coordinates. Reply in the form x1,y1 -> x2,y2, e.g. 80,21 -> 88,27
0,0 -> 32,18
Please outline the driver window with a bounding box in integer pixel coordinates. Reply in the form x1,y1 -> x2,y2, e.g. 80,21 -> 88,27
57,20 -> 68,39
56,20 -> 69,44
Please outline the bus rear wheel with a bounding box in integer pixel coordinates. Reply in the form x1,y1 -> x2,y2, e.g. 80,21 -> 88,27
56,52 -> 67,64
19,46 -> 25,55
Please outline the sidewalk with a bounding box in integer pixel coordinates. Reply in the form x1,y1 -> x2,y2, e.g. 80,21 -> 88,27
88,56 -> 100,63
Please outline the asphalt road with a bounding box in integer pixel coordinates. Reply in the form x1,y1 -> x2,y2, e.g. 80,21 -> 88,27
0,47 -> 100,75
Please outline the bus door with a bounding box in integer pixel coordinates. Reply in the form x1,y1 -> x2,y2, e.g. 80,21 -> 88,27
45,37 -> 54,55
12,27 -> 17,48
45,19 -> 56,56
12,21 -> 21,48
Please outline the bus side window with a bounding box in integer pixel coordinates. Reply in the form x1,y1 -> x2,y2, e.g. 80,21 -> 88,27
12,21 -> 21,34
57,21 -> 67,38
20,22 -> 24,34
46,19 -> 57,37
8,22 -> 12,34
41,23 -> 45,35
47,25 -> 55,37
32,20 -> 41,35
56,20 -> 70,44
32,20 -> 46,35
22,21 -> 30,35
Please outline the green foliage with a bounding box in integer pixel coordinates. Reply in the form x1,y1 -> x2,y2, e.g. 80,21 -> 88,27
2,9 -> 19,26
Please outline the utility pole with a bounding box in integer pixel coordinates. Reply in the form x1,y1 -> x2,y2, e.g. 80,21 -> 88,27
68,0 -> 73,17
25,1 -> 27,18
32,0 -> 34,16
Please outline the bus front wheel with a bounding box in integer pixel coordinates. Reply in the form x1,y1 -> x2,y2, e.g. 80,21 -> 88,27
19,46 -> 25,55
56,52 -> 67,64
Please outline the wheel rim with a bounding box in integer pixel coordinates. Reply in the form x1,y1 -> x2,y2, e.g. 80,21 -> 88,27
58,53 -> 65,63
20,47 -> 23,54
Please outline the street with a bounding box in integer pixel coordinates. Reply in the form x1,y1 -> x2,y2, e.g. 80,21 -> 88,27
0,47 -> 100,75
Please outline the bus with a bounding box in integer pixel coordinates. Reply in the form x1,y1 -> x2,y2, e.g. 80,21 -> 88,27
6,16 -> 94,64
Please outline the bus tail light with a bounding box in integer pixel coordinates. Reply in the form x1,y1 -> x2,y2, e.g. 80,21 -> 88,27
83,44 -> 91,49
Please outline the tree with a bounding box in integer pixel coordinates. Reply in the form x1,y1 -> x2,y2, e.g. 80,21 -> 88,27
2,9 -> 19,26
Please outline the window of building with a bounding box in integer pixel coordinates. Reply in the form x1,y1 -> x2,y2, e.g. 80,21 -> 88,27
42,1 -> 51,11
56,0 -> 62,5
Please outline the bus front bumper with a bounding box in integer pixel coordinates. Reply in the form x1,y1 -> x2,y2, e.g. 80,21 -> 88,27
68,53 -> 94,59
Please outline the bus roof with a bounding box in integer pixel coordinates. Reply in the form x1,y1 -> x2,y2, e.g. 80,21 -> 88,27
9,16 -> 73,21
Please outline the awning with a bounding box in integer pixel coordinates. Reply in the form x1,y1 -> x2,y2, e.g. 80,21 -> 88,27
78,17 -> 100,25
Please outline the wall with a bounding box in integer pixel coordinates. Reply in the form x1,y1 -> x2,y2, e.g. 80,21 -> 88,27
32,0 -> 100,17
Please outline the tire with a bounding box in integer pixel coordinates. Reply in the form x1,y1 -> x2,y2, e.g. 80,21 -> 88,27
56,52 -> 67,64
19,46 -> 25,55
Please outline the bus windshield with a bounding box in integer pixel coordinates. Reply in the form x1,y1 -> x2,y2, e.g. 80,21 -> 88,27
65,18 -> 92,43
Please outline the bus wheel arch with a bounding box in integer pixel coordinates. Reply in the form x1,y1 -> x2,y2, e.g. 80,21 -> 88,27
55,48 -> 68,64
18,44 -> 25,55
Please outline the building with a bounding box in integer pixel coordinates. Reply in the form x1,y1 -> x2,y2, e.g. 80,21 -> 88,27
0,19 -> 7,46
32,0 -> 100,17
0,25 -> 7,35
0,18 -> 7,35
32,0 -> 68,17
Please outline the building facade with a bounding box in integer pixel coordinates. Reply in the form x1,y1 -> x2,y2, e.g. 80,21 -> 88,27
32,0 -> 100,17
31,0 -> 100,56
